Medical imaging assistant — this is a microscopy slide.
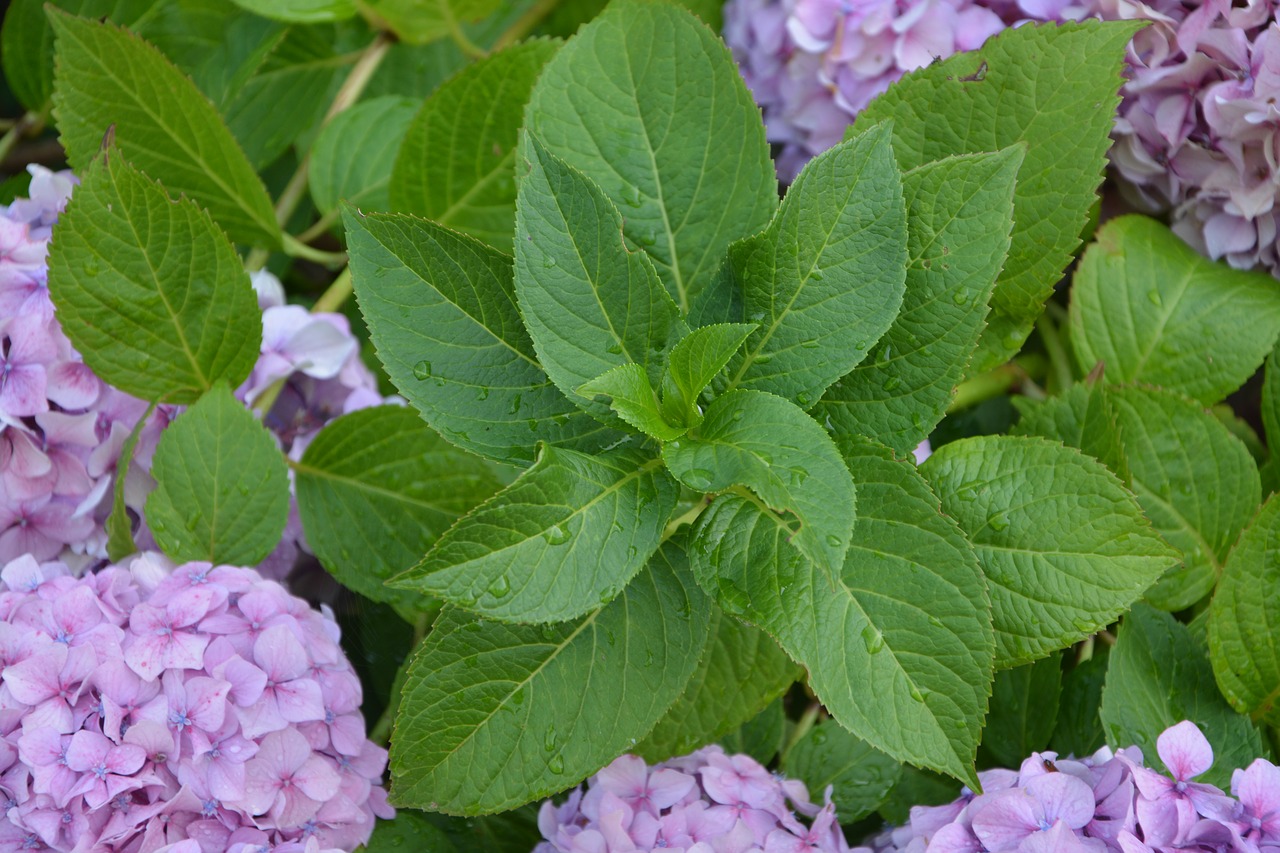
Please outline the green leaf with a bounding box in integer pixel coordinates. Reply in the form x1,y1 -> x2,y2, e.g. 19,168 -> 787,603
294,405 -> 502,610
365,810 -> 456,852
145,384 -> 290,566
978,653 -> 1062,768
719,125 -> 907,409
690,437 -> 994,788
1264,345 -> 1280,453
390,541 -> 711,814
344,208 -> 617,466
578,364 -> 684,441
514,135 -> 685,419
923,435 -> 1178,667
49,9 -> 280,247
1108,386 -> 1260,611
105,402 -> 157,561
783,719 -> 901,822
1102,603 -> 1265,790
229,0 -> 356,22
637,604 -> 799,762
815,149 -> 1020,453
878,767 -> 961,825
1209,494 -> 1280,725
658,322 -> 756,429
1011,380 -> 1130,486
309,95 -> 418,215
391,446 -> 679,623
420,807 -> 543,853
1050,649 -> 1110,757
663,389 -> 855,580
720,697 -> 786,766
854,20 -> 1141,371
361,0 -> 502,44
524,0 -> 776,313
47,150 -> 262,404
390,40 -> 558,246
1070,216 -> 1280,405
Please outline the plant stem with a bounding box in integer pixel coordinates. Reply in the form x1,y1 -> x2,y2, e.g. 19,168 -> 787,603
282,234 -> 347,266
663,499 -> 708,539
445,5 -> 488,57
781,702 -> 821,762
0,109 -> 47,165
296,208 -> 341,244
313,268 -> 353,313
368,705 -> 395,746
1036,313 -> 1074,394
948,363 -> 1024,413
491,0 -> 558,51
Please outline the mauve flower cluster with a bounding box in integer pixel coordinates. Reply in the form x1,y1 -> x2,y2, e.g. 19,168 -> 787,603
0,167 -> 384,576
535,745 -> 850,853
860,720 -> 1280,853
0,552 -> 392,852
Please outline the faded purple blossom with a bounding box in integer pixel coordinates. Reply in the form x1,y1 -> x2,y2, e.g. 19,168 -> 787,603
535,745 -> 850,853
863,720 -> 1280,853
0,553 -> 391,852
0,171 -> 388,578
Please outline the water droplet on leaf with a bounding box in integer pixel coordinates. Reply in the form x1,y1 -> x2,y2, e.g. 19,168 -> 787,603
543,524 -> 571,546
487,575 -> 510,598
412,361 -> 432,381
683,468 -> 715,491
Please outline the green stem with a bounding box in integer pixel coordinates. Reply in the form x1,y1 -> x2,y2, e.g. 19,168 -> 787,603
0,108 -> 47,165
445,6 -> 488,58
948,364 -> 1024,413
367,704 -> 395,746
1036,313 -> 1074,394
491,0 -> 558,51
781,702 -> 821,763
282,234 -> 347,266
313,268 -> 353,314
663,498 -> 708,539
295,207 -> 341,244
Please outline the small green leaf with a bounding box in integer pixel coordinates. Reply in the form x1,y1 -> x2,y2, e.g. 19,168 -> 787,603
722,124 -> 907,409
720,697 -> 786,766
391,446 -> 678,623
690,437 -> 994,788
1050,649 -> 1110,757
663,389 -> 855,580
1108,386 -> 1260,611
637,604 -> 799,762
47,151 -> 262,405
1070,216 -> 1280,405
49,8 -> 280,247
978,653 -> 1062,768
659,322 -> 756,429
1210,494 -> 1280,725
310,96 -> 418,215
1102,603 -> 1265,790
345,208 -> 617,465
524,0 -> 776,313
229,0 -> 356,22
364,810 -> 456,852
295,406 -> 503,610
105,402 -> 156,562
922,435 -> 1178,668
578,364 -> 685,441
391,40 -> 558,246
145,384 -> 290,566
514,135 -> 685,419
361,0 -> 502,44
783,719 -> 901,822
390,541 -> 710,814
816,149 -> 1020,453
855,20 -> 1141,370
1011,380 -> 1130,486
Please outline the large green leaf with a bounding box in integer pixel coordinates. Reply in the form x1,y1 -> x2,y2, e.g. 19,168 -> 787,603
390,446 -> 678,623
782,720 -> 901,822
922,435 -> 1178,668
390,40 -> 558,246
294,405 -> 503,610
978,653 -> 1062,768
390,542 -> 710,814
663,389 -> 855,580
46,151 -> 262,404
1070,216 -> 1280,405
1109,386 -> 1260,611
1011,380 -> 1130,486
229,0 -> 356,21
854,20 -> 1140,371
514,135 -> 685,418
345,208 -> 616,465
524,0 -> 776,313
637,604 -> 799,762
816,149 -> 1020,453
1102,603 -> 1265,790
719,124 -> 908,409
145,384 -> 290,566
1209,494 -> 1280,725
309,95 -> 418,215
49,9 -> 280,247
361,0 -> 502,44
690,438 -> 994,788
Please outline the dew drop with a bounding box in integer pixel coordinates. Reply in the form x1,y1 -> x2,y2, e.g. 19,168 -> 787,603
627,545 -> 637,558
952,289 -> 969,305
811,727 -> 828,745
731,409 -> 745,421
476,387 -> 490,401
809,268 -> 825,281
412,361 -> 432,381
487,575 -> 510,598
875,345 -> 892,368
909,685 -> 926,703
512,688 -> 525,706
544,726 -> 557,752
542,256 -> 558,268
861,624 -> 885,654
509,393 -> 522,414
606,343 -> 623,355
825,534 -> 841,548
802,339 -> 820,349
543,524 -> 571,546
754,353 -> 773,365
84,259 -> 101,277
796,391 -> 811,406
548,755 -> 565,774
882,376 -> 901,391
957,486 -> 980,502
987,512 -> 1010,532
1147,289 -> 1163,306
682,468 -> 715,491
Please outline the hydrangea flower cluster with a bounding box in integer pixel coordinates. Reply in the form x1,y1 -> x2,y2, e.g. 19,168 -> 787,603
535,745 -> 849,853
860,720 -> 1280,853
0,552 -> 392,852
0,167 -> 384,576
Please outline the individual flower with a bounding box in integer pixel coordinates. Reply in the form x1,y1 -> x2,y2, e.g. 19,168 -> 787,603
0,169 -> 389,578
0,553 -> 392,852
534,745 -> 849,853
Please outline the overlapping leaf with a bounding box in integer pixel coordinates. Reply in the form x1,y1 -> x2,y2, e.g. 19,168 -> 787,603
362,0 -> 502,45
659,323 -> 756,429
310,96 -> 418,215
578,364 -> 683,441
1012,381 -> 1130,485
783,720 -> 901,822
978,654 -> 1063,768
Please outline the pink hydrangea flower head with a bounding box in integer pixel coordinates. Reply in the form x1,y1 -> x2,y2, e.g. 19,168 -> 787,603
0,554 -> 391,851
535,745 -> 849,853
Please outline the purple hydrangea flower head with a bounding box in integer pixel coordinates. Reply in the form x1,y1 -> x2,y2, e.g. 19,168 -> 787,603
863,720 -> 1280,853
0,552 -> 392,851
0,174 -> 388,578
535,745 -> 849,852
